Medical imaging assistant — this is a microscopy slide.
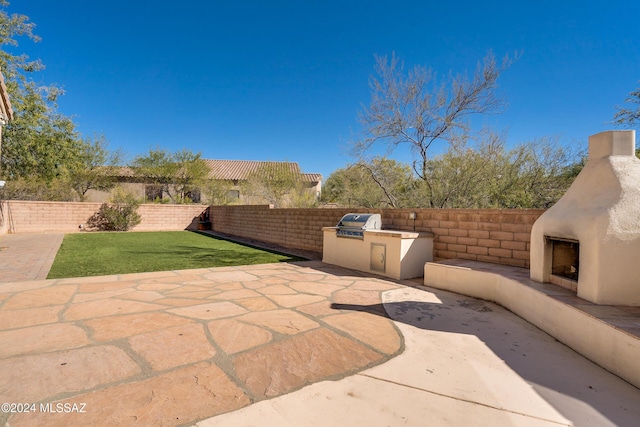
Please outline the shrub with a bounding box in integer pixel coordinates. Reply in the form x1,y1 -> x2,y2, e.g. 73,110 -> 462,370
0,177 -> 76,201
87,187 -> 141,231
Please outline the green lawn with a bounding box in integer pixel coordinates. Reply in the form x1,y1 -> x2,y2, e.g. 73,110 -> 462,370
47,231 -> 303,279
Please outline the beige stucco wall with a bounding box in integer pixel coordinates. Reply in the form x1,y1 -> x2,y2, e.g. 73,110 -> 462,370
85,182 -> 146,203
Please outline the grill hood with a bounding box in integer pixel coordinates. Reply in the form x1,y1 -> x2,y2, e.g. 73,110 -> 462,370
335,213 -> 381,239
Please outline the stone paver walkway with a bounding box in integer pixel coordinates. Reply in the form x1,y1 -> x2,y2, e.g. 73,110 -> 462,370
0,261 -> 403,426
0,233 -> 64,282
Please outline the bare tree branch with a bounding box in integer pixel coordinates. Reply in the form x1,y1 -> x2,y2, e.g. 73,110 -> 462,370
352,51 -> 515,207
613,85 -> 640,126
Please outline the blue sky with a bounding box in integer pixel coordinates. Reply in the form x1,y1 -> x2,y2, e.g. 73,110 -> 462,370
6,0 -> 640,179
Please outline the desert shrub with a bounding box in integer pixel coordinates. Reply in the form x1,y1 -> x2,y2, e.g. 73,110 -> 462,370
87,187 -> 141,231
0,177 -> 76,201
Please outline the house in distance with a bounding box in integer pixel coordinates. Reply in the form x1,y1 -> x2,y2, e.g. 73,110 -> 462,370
86,159 -> 322,206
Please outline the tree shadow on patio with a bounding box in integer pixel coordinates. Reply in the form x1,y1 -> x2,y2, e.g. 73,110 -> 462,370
331,288 -> 640,427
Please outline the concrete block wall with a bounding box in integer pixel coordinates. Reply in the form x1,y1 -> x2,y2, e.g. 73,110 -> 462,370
1,201 -> 99,234
210,205 -> 355,254
209,205 -> 545,268
1,201 -> 544,269
0,201 -> 208,234
135,204 -> 207,232
384,208 -> 544,268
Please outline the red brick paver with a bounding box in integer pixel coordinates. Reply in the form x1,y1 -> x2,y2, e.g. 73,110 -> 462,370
0,233 -> 64,282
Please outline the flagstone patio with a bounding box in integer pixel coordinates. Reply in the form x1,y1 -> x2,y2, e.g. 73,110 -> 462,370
0,261 -> 403,426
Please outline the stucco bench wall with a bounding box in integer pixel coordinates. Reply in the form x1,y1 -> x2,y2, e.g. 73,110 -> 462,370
424,259 -> 640,389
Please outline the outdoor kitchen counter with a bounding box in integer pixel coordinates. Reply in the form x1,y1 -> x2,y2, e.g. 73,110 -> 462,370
322,227 -> 433,280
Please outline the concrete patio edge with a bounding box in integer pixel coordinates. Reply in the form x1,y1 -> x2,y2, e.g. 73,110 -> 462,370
423,259 -> 640,389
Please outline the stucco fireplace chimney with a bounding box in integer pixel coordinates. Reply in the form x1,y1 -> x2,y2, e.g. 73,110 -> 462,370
530,130 -> 640,306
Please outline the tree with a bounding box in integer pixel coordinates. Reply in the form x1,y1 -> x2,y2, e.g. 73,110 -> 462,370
613,84 -> 640,126
169,149 -> 210,203
0,1 -> 85,183
1,79 -> 85,182
0,175 -> 76,201
500,137 -> 575,208
353,52 -> 513,207
67,135 -> 122,201
130,148 -> 172,201
202,179 -> 235,205
321,164 -> 380,208
326,135 -> 578,209
321,157 -> 415,208
356,158 -> 416,208
243,162 -> 309,208
418,133 -> 503,208
418,133 -> 575,208
130,148 -> 208,203
288,185 -> 319,208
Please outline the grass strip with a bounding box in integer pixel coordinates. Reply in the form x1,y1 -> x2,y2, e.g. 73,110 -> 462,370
47,231 -> 302,279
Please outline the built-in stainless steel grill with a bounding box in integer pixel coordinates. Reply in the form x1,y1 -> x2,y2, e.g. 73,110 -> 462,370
335,213 -> 381,239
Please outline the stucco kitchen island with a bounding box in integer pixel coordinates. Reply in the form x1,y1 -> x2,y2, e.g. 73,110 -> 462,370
322,227 -> 433,280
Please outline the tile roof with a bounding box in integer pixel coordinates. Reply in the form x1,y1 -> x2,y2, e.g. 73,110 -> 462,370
302,173 -> 323,183
204,160 -> 293,180
112,160 -> 321,183
205,160 -> 321,183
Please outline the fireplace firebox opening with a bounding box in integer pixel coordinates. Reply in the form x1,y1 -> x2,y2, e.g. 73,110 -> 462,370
548,237 -> 579,290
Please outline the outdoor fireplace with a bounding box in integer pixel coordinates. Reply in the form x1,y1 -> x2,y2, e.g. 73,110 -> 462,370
530,130 -> 640,305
